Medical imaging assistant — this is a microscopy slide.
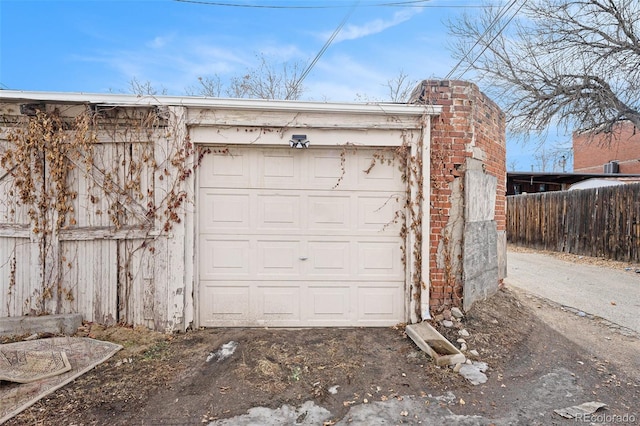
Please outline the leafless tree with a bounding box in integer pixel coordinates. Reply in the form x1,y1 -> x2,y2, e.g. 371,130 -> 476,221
226,54 -> 305,100
128,58 -> 413,103
447,0 -> 640,137
384,71 -> 417,103
531,144 -> 573,172
533,148 -> 552,172
186,75 -> 223,97
355,71 -> 418,103
130,54 -> 304,100
128,77 -> 167,96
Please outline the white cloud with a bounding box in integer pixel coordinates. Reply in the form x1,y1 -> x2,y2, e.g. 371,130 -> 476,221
321,7 -> 423,43
73,34 -> 256,94
305,54 -> 388,101
147,34 -> 174,49
256,44 -> 305,62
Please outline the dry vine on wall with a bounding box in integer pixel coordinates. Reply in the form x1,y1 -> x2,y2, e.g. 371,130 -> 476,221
0,105 -> 206,319
337,131 -> 425,321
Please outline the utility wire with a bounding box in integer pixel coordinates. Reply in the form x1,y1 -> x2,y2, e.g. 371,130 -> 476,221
174,0 -> 494,9
454,0 -> 525,79
445,0 -> 520,80
285,1 -> 360,99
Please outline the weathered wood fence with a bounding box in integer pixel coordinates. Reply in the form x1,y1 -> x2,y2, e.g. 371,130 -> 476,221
507,183 -> 640,262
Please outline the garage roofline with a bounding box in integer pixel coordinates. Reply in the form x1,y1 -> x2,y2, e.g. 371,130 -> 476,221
0,90 -> 441,117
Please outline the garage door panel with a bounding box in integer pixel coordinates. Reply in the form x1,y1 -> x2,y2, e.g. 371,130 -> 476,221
257,194 -> 301,230
200,151 -> 250,188
199,284 -> 250,325
199,192 -> 250,231
259,152 -> 300,188
255,286 -> 301,321
358,194 -> 404,233
357,154 -> 404,191
257,240 -> 302,275
307,152 -> 353,189
358,241 -> 404,278
200,238 -> 251,278
306,286 -> 351,319
307,195 -> 351,230
358,286 -> 403,320
311,154 -> 344,179
307,240 -> 350,275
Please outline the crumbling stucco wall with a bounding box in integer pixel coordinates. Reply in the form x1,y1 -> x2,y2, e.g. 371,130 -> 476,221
463,165 -> 499,311
410,80 -> 506,313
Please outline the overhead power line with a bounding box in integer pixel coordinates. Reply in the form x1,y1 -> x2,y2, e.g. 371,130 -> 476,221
286,1 -> 360,99
445,0 -> 525,80
174,0 -> 499,9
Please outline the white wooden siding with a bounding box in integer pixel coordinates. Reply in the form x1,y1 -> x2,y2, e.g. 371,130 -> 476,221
0,94 -> 436,331
0,106 -> 181,330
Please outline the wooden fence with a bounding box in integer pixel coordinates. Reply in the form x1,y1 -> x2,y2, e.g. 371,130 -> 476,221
507,183 -> 640,262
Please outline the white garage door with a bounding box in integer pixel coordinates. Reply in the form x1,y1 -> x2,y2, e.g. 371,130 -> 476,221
197,146 -> 406,327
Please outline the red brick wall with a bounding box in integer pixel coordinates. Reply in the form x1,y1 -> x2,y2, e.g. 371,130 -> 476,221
412,80 -> 506,312
574,122 -> 640,173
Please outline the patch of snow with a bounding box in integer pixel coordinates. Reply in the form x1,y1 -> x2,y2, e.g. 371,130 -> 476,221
207,341 -> 238,363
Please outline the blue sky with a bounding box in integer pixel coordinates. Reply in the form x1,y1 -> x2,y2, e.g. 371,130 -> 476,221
0,0 -> 570,171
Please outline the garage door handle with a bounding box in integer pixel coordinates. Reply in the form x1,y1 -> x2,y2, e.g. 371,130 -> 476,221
299,256 -> 308,261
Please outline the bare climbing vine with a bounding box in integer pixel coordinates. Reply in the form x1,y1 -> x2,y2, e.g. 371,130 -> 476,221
0,105 -> 209,315
1,109 -> 93,233
335,128 -> 426,321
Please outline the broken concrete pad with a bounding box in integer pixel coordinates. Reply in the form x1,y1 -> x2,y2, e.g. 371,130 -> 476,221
405,322 -> 466,366
209,400 -> 332,425
0,314 -> 83,337
554,401 -> 607,419
459,361 -> 488,385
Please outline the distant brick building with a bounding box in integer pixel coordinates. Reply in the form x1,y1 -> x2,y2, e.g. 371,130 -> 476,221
573,121 -> 640,174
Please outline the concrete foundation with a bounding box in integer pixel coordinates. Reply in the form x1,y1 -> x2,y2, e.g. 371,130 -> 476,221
0,314 -> 83,337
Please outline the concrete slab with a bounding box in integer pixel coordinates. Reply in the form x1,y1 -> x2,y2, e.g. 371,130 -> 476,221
0,314 -> 83,337
463,220 -> 499,311
506,250 -> 640,334
405,322 -> 466,366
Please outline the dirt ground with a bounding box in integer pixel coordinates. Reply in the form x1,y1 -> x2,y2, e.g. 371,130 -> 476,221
4,280 -> 640,425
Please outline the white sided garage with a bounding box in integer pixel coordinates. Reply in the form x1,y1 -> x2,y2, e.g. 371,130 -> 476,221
188,100 -> 438,327
0,91 -> 441,331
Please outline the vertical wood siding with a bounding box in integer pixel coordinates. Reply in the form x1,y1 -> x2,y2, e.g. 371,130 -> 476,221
0,162 -> 37,317
507,183 -> 640,262
0,107 -> 188,331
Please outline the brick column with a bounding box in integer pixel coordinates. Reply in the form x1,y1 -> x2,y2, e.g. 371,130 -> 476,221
411,80 -> 506,313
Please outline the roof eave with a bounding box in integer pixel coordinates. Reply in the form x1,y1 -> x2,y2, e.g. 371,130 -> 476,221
0,90 -> 441,117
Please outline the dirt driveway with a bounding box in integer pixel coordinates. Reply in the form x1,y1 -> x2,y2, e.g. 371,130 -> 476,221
4,253 -> 640,425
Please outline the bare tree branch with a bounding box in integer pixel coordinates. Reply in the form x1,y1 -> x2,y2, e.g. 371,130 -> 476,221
226,54 -> 305,100
385,71 -> 418,103
186,76 -> 223,97
447,0 -> 640,136
129,77 -> 167,96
